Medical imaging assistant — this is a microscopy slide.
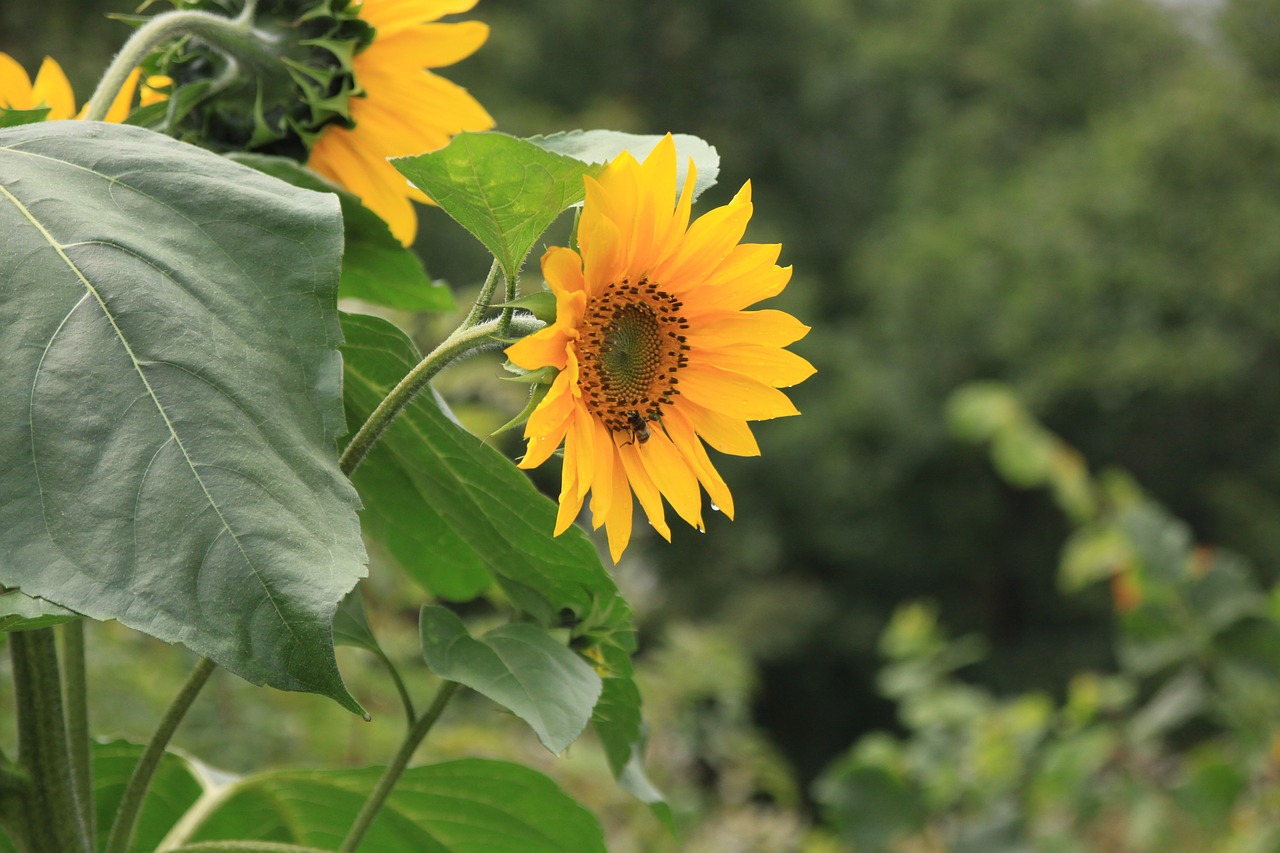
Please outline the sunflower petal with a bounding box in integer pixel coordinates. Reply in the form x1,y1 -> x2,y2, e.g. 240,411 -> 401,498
679,363 -> 800,421
32,56 -> 75,120
664,407 -> 734,519
619,443 -> 671,541
604,453 -> 634,562
506,324 -> 571,371
639,428 -> 703,530
588,418 -> 616,527
684,309 -> 811,349
679,399 -> 761,457
691,343 -> 816,388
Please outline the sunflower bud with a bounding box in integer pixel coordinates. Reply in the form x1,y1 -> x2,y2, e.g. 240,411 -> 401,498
143,0 -> 372,160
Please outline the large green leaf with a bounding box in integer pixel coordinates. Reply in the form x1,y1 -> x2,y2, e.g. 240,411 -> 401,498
341,311 -> 607,606
182,759 -> 606,852
528,129 -> 720,201
392,132 -> 599,283
340,313 -> 660,797
228,153 -> 454,313
91,739 -> 208,853
0,587 -> 77,633
419,606 -> 601,754
0,121 -> 366,710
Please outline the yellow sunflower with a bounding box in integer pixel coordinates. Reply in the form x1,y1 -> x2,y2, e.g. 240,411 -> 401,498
307,0 -> 495,246
506,135 -> 815,562
0,53 -> 140,122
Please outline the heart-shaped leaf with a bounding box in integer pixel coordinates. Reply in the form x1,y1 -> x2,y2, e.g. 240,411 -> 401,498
392,132 -> 599,284
419,606 -> 601,754
0,121 -> 366,710
528,130 -> 720,201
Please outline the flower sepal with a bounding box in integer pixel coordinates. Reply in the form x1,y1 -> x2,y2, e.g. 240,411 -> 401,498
494,291 -> 559,325
141,0 -> 372,159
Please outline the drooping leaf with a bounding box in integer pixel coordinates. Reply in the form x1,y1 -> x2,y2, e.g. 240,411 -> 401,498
0,107 -> 50,128
229,153 -> 453,313
528,130 -> 720,202
91,739 -> 209,853
331,588 -> 381,656
0,121 -> 366,710
392,132 -> 599,283
181,759 -> 606,852
0,587 -> 77,633
419,606 -> 601,754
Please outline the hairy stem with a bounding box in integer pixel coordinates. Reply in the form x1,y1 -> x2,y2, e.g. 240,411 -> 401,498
104,657 -> 217,853
10,629 -> 91,853
338,680 -> 461,852
59,620 -> 94,844
460,260 -> 504,331
340,314 -> 542,477
82,0 -> 261,122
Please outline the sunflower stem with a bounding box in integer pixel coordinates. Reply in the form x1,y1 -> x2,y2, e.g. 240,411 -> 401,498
498,268 -> 519,340
59,620 -> 94,846
340,313 -> 543,477
338,680 -> 460,852
83,1 -> 260,123
461,260 -> 503,330
9,628 -> 91,853
104,657 -> 217,853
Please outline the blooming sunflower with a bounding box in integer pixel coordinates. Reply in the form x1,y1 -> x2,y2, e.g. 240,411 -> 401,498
506,135 -> 815,562
0,53 -> 140,122
307,0 -> 495,245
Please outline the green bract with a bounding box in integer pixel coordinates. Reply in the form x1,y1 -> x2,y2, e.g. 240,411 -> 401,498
142,0 -> 372,158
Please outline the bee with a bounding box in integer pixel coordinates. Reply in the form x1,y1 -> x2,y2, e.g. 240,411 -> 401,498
622,410 -> 651,446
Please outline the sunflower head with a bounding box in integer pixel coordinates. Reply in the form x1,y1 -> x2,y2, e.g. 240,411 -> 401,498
144,0 -> 372,159
506,135 -> 815,562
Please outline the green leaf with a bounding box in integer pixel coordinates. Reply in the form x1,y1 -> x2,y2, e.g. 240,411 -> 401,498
392,132 -> 599,283
494,290 -> 557,324
182,759 -> 607,852
91,739 -> 208,853
0,121 -> 366,711
419,606 -> 601,754
341,311 -> 606,605
0,107 -> 50,128
0,587 -> 77,633
331,588 -> 381,655
228,153 -> 453,313
528,129 -> 720,201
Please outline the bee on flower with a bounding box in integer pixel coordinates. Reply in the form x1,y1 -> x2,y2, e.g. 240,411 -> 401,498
506,135 -> 815,562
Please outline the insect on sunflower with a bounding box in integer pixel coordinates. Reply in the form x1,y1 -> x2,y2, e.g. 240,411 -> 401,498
506,135 -> 815,562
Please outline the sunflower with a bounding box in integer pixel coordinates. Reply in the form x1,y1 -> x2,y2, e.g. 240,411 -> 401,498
307,0 -> 495,245
0,53 -> 140,122
505,135 -> 815,562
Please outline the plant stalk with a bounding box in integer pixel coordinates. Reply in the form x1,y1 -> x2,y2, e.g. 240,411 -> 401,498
339,314 -> 542,477
338,680 -> 461,852
82,0 -> 261,122
10,628 -> 92,853
59,620 -> 94,844
104,657 -> 217,853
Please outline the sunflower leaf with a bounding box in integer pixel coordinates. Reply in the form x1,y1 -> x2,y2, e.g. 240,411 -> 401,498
0,121 -> 366,712
229,153 -> 453,313
419,606 -> 601,754
0,587 -> 77,633
391,132 -> 600,284
528,130 -> 720,201
175,759 -> 607,852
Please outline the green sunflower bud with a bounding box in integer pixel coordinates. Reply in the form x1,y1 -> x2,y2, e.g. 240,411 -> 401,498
142,0 -> 372,160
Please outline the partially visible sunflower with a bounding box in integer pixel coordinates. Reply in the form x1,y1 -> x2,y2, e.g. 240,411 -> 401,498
0,53 -> 141,122
506,135 -> 815,562
307,0 -> 495,245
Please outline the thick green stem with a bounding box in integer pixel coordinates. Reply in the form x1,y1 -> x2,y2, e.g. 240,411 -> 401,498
82,0 -> 262,122
59,620 -> 94,845
10,629 -> 91,853
460,260 -> 504,331
338,680 -> 461,852
340,314 -> 542,477
104,657 -> 217,853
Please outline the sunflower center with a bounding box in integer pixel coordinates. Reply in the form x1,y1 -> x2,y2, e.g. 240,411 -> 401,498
578,276 -> 691,437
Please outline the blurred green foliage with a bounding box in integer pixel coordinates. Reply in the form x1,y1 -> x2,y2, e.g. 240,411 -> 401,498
815,385 -> 1280,852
